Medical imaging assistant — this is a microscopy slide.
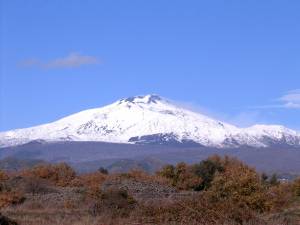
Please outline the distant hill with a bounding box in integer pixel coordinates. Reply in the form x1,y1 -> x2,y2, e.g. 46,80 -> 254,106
0,157 -> 46,171
1,141 -> 300,177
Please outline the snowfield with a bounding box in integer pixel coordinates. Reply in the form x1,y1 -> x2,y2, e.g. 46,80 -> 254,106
1,94 -> 300,148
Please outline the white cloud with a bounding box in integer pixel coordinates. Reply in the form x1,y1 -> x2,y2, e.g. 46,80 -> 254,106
251,89 -> 300,109
19,53 -> 101,69
277,89 -> 300,109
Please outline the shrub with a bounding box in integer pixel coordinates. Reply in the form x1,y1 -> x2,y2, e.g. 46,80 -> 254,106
0,170 -> 8,182
269,173 -> 279,186
0,170 -> 9,192
122,169 -> 168,184
22,163 -> 76,187
157,164 -> 175,181
292,177 -> 300,197
207,158 -> 269,214
157,163 -> 202,190
173,162 -> 203,190
133,193 -> 261,225
20,177 -> 52,195
0,157 -> 298,225
192,155 -> 224,191
89,188 -> 136,217
98,167 -> 108,174
73,171 -> 107,199
266,183 -> 292,211
0,191 -> 25,208
261,172 -> 269,184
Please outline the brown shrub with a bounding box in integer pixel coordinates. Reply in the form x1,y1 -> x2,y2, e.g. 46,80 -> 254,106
174,162 -> 203,190
0,158 -> 297,225
0,191 -> 25,208
0,170 -> 9,192
157,162 -> 203,190
157,164 -> 175,180
72,171 -> 107,199
132,193 -> 261,225
121,169 -> 154,181
20,177 -> 53,195
292,177 -> 300,197
78,171 -> 107,187
0,170 -> 8,181
89,188 -> 136,218
207,158 -> 269,214
265,183 -> 293,212
119,169 -> 170,187
21,163 -> 76,187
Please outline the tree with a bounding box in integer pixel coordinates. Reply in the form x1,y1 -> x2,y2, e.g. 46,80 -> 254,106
261,173 -> 268,184
192,156 -> 224,191
207,159 -> 269,213
269,174 -> 279,186
98,167 -> 108,175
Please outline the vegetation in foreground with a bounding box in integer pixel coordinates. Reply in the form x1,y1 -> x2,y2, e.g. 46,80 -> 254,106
0,155 -> 300,225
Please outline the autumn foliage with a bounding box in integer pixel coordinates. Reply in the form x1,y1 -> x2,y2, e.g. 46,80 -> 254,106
21,163 -> 76,187
293,177 -> 300,197
0,156 -> 299,225
156,155 -> 296,223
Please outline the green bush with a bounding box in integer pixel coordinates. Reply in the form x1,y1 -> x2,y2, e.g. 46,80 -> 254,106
192,155 -> 224,190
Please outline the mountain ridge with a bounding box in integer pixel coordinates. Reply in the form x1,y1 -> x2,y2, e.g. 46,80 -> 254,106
1,94 -> 300,148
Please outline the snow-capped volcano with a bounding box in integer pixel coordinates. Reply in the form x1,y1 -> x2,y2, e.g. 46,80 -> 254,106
1,94 -> 300,148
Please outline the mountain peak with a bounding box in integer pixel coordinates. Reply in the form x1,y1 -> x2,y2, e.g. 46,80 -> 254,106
1,94 -> 300,148
118,94 -> 165,105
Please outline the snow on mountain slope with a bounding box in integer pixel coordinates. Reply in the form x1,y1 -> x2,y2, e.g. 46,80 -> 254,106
1,94 -> 300,148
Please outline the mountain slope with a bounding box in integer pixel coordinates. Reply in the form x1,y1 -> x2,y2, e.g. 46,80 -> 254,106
1,94 -> 300,148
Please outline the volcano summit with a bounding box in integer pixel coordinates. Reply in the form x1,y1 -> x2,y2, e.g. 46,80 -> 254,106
1,94 -> 300,148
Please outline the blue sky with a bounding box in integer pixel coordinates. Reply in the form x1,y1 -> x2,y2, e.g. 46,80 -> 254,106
1,0 -> 300,131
